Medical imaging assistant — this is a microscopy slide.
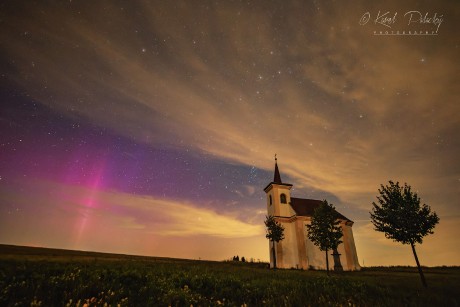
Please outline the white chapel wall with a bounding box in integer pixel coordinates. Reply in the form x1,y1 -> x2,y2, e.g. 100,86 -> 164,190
342,224 -> 361,270
280,221 -> 299,268
304,220 -> 349,271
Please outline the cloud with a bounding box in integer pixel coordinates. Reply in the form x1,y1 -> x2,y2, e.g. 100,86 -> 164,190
124,196 -> 264,238
1,0 -> 459,257
5,2 -> 457,213
0,179 -> 264,241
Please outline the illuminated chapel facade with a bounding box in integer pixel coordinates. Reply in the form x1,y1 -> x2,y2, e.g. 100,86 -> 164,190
263,159 -> 361,271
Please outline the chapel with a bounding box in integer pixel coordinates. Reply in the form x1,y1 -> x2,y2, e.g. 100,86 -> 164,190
263,158 -> 361,270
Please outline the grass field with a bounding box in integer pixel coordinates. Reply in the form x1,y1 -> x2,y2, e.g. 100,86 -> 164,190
0,245 -> 459,306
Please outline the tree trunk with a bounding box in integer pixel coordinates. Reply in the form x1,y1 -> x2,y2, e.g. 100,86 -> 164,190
325,248 -> 329,276
272,240 -> 277,270
411,242 -> 427,287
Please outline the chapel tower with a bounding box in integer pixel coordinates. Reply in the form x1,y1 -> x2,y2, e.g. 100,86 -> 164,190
263,156 -> 296,268
263,156 -> 295,218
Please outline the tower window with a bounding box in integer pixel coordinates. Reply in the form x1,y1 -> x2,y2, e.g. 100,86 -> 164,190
280,193 -> 287,204
269,195 -> 272,206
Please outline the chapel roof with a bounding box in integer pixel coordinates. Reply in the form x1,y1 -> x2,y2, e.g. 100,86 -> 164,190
290,197 -> 352,222
265,156 -> 352,222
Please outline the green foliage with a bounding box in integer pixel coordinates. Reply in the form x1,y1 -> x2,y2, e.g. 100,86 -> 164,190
307,200 -> 343,252
265,215 -> 285,269
264,215 -> 284,243
370,181 -> 440,287
0,259 -> 459,306
370,181 -> 439,245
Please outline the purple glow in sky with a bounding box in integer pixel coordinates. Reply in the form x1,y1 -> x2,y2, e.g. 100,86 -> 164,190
0,0 -> 459,265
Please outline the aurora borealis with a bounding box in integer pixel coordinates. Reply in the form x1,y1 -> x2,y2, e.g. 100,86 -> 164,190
1,0 -> 459,265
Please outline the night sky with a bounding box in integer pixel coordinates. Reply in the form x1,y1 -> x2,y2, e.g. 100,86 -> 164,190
1,0 -> 459,265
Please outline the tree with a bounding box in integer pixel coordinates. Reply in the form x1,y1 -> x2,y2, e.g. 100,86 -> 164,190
307,200 -> 343,275
264,215 -> 285,269
370,181 -> 439,287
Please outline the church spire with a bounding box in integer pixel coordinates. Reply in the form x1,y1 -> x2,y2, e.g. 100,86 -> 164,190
274,154 -> 282,183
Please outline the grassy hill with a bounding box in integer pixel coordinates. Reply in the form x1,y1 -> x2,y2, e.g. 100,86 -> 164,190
0,244 -> 459,306
0,244 -> 192,263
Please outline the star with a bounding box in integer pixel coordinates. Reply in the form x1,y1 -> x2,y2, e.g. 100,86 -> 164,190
0,0 -> 458,267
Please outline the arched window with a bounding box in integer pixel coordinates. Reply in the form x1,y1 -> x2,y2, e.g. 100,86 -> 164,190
280,193 -> 287,204
269,195 -> 272,206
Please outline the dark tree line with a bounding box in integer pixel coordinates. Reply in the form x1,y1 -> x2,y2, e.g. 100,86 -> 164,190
231,255 -> 247,262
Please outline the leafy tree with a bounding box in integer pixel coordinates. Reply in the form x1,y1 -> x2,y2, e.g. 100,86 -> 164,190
264,215 -> 285,269
370,181 -> 439,287
307,200 -> 343,275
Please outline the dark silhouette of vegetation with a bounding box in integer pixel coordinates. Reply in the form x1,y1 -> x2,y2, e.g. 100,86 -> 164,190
264,215 -> 285,269
370,181 -> 440,287
307,200 -> 343,275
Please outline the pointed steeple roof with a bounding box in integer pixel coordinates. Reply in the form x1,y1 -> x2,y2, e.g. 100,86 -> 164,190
264,155 -> 292,192
274,155 -> 282,183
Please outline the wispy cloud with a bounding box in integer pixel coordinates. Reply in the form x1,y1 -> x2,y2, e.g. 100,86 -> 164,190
1,0 -> 458,264
3,1 -> 457,216
0,179 -> 264,243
